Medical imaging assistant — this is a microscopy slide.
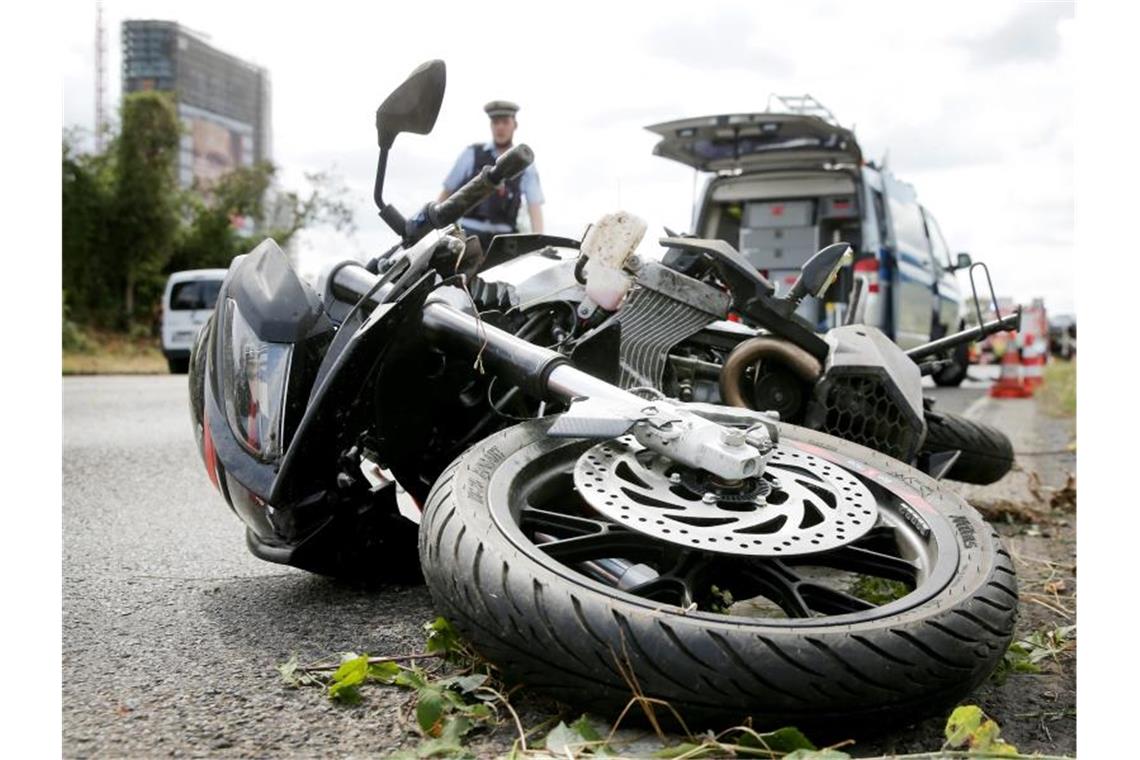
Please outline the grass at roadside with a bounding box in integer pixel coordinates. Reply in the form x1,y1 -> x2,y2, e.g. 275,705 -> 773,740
63,327 -> 168,375
1037,358 -> 1076,417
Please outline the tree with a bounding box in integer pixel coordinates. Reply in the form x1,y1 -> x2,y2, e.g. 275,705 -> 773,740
263,168 -> 355,249
62,93 -> 356,333
62,131 -> 116,324
169,162 -> 275,272
170,163 -> 355,273
107,92 -> 182,327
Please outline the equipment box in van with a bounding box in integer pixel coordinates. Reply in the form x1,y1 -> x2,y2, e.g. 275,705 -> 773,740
647,108 -> 973,386
161,269 -> 227,373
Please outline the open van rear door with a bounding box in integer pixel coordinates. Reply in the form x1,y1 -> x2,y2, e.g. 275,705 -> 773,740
646,113 -> 863,173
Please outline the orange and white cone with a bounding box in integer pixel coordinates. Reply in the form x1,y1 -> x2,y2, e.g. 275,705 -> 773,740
989,338 -> 1033,399
1021,333 -> 1046,390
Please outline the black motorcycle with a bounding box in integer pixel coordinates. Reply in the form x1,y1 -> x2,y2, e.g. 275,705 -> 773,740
189,61 -> 1016,731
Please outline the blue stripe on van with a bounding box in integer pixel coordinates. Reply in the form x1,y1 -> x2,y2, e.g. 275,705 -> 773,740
896,250 -> 928,269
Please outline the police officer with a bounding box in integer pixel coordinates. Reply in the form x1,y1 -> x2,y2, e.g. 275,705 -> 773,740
438,100 -> 544,253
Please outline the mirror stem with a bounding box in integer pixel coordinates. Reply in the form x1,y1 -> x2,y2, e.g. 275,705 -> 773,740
373,148 -> 389,210
373,148 -> 407,238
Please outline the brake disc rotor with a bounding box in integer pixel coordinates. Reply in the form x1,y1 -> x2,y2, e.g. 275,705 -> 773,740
573,434 -> 878,557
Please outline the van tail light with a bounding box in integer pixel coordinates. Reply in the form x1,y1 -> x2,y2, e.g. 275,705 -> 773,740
854,257 -> 880,293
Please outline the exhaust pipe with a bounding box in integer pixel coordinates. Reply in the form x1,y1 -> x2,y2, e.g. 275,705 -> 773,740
719,337 -> 822,409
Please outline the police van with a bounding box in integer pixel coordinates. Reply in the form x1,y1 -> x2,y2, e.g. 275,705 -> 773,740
647,105 -> 973,386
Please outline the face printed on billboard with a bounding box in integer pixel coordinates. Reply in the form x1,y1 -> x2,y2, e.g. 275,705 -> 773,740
191,117 -> 241,187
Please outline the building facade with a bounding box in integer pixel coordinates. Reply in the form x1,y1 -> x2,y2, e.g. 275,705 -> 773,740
122,20 -> 272,190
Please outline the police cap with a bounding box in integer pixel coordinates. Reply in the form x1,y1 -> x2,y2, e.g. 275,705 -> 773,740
484,100 -> 520,118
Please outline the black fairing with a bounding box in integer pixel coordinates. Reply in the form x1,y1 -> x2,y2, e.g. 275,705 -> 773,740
230,239 -> 327,342
193,239 -> 335,536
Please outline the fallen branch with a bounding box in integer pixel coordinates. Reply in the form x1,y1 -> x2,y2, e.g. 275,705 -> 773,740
1011,552 -> 1076,571
1022,590 -> 1074,615
479,685 -> 527,754
1028,596 -> 1074,620
298,651 -> 444,673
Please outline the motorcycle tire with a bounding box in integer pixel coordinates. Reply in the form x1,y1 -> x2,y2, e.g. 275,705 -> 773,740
418,415 -> 1016,732
923,411 -> 1015,485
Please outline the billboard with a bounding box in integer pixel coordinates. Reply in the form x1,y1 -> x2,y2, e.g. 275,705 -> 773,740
190,117 -> 241,185
179,105 -> 255,190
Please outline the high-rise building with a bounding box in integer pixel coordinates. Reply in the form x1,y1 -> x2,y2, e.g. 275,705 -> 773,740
122,20 -> 272,190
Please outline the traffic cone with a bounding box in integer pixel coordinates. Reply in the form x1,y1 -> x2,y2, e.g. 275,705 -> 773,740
989,339 -> 1033,399
1021,333 -> 1046,390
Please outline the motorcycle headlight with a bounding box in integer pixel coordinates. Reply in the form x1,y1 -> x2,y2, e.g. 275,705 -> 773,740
220,298 -> 293,461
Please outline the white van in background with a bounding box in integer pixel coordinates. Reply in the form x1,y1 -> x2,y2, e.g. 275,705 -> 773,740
161,269 -> 227,373
647,108 -> 975,386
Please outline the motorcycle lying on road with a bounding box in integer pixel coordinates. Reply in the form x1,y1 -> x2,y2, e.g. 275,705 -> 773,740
189,61 -> 1017,730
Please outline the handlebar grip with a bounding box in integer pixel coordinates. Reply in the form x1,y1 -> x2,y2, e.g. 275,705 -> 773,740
487,144 -> 534,184
429,144 -> 534,231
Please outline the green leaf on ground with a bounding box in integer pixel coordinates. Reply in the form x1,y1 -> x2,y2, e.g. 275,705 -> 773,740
944,704 -> 1019,755
277,654 -> 320,688
992,641 -> 1043,683
544,721 -> 587,754
570,714 -> 606,744
328,654 -> 370,702
444,673 -> 488,694
540,715 -> 613,755
784,750 -> 852,759
742,726 -> 816,753
945,705 -> 985,746
367,660 -> 402,683
425,617 -> 462,656
396,667 -> 430,691
417,689 -> 447,736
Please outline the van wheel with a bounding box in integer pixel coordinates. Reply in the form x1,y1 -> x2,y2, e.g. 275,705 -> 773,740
167,357 -> 190,374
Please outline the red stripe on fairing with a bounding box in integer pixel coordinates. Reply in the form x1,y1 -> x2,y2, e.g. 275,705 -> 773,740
785,439 -> 938,515
203,413 -> 220,491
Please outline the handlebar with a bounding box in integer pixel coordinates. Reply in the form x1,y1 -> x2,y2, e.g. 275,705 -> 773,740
404,144 -> 534,245
906,309 -> 1022,361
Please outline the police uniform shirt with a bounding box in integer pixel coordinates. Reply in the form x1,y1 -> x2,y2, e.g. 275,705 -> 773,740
442,142 -> 544,234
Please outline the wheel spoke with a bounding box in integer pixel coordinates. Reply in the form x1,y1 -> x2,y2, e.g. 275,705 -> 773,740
851,522 -> 902,553
798,582 -> 877,614
520,505 -> 612,537
534,524 -> 666,564
626,575 -> 693,608
738,561 -> 814,618
808,544 -> 918,583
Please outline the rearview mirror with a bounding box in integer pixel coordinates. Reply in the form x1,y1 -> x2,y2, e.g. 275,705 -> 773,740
954,252 -> 972,270
790,242 -> 854,303
376,60 -> 446,149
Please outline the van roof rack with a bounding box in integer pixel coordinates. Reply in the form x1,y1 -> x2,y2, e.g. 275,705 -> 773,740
764,94 -> 841,127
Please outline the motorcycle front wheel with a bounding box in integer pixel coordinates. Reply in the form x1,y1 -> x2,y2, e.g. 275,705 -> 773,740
418,416 -> 1016,732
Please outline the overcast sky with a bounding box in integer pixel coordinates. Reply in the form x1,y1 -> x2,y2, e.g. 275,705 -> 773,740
62,0 -> 1075,313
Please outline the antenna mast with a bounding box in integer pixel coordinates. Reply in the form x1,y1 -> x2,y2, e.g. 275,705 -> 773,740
95,0 -> 106,152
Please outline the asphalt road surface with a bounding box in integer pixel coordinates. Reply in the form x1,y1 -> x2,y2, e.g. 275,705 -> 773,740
63,373 -> 993,757
63,376 -> 437,757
